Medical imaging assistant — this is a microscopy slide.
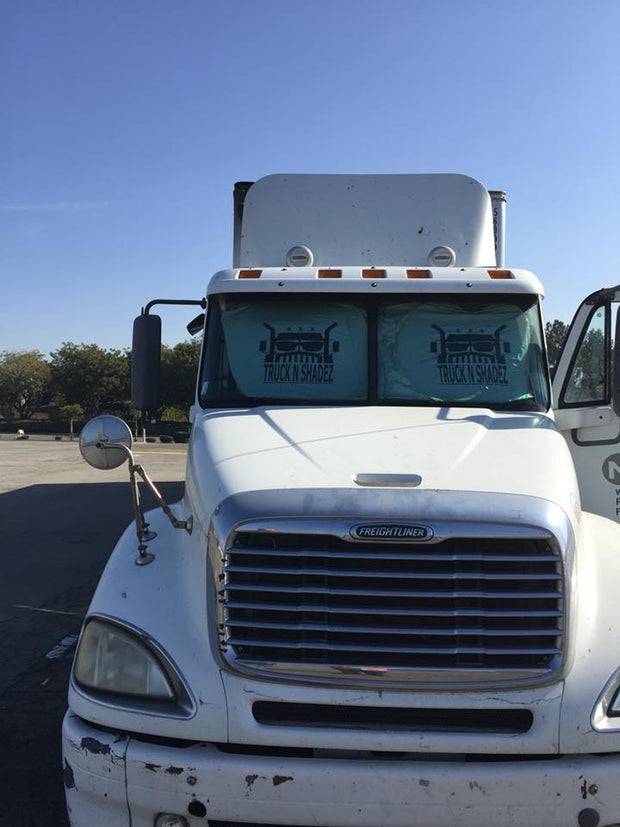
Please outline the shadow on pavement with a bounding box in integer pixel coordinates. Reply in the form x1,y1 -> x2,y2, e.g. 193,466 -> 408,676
0,480 -> 184,826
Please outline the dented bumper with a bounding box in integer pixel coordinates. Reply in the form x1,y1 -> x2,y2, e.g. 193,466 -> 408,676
63,712 -> 620,827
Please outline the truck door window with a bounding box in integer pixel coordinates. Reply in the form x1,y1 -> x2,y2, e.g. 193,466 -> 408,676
561,305 -> 608,406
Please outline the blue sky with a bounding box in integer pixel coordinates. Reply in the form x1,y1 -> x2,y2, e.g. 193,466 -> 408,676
3,0 -> 620,355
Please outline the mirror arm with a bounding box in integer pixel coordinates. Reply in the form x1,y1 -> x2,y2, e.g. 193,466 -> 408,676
96,440 -> 193,567
131,462 -> 193,534
143,298 -> 206,315
96,441 -> 156,564
128,463 -> 157,565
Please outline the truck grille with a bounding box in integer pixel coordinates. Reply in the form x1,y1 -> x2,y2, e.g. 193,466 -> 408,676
220,530 -> 564,682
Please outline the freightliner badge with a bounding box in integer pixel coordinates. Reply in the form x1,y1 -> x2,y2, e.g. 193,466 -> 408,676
351,524 -> 433,541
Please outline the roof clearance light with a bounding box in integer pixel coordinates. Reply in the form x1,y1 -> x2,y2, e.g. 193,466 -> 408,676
238,269 -> 262,279
427,246 -> 456,267
406,269 -> 431,279
362,269 -> 386,279
488,269 -> 513,279
317,269 -> 342,278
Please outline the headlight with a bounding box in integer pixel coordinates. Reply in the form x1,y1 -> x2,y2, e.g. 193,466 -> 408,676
74,618 -> 175,701
592,668 -> 620,732
608,688 -> 620,717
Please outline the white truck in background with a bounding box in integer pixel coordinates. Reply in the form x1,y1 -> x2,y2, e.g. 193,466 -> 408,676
63,173 -> 620,827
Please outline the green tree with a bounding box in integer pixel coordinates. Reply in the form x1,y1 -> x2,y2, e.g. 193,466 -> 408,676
58,403 -> 84,440
545,319 -> 568,369
160,340 -> 201,416
0,350 -> 51,420
161,405 -> 190,422
50,343 -> 130,419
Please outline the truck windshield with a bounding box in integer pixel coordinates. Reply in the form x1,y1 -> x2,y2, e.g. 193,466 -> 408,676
199,293 -> 549,411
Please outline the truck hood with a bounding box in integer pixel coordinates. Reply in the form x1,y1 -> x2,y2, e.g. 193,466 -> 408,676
188,406 -> 580,524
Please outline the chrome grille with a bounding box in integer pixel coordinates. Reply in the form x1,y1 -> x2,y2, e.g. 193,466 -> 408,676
220,530 -> 564,681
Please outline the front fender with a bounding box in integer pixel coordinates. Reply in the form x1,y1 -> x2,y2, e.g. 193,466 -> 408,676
560,510 -> 620,752
67,505 -> 228,741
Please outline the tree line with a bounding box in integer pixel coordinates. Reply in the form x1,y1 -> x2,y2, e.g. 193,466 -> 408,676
0,320 -> 571,425
0,340 -> 201,423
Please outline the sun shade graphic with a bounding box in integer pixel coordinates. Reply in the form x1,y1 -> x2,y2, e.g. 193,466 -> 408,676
217,299 -> 367,400
378,300 -> 545,405
260,323 -> 339,383
261,323 -> 339,362
431,324 -> 510,386
432,324 -> 509,364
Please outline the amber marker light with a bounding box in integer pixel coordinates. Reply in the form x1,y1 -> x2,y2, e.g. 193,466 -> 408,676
317,269 -> 342,278
406,269 -> 431,278
237,269 -> 262,279
487,269 -> 512,279
362,269 -> 386,278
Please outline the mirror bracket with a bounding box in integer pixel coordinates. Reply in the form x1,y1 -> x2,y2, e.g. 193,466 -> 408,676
79,413 -> 193,566
96,440 -> 193,566
143,297 -> 206,315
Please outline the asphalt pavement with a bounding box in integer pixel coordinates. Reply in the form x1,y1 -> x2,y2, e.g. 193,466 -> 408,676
0,437 -> 187,825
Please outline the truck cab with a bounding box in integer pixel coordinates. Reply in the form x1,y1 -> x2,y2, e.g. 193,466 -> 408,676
63,174 -> 620,827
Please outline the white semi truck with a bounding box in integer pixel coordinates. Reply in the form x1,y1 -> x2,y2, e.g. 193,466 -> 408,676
63,174 -> 620,827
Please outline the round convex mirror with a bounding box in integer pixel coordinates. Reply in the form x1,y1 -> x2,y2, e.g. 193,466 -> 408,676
79,415 -> 133,470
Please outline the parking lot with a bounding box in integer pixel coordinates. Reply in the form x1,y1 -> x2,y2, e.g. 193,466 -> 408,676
0,437 -> 187,825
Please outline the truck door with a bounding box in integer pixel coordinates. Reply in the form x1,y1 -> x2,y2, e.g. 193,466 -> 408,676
553,286 -> 620,521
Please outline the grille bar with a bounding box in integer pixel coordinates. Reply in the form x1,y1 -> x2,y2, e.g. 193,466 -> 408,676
225,564 -> 561,581
221,529 -> 564,680
225,600 -> 562,618
227,638 -> 561,656
226,582 -> 561,599
229,547 -> 559,563
225,620 -> 562,637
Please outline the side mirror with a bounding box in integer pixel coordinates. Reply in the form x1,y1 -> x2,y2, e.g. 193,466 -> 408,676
79,415 -> 133,470
131,313 -> 161,411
